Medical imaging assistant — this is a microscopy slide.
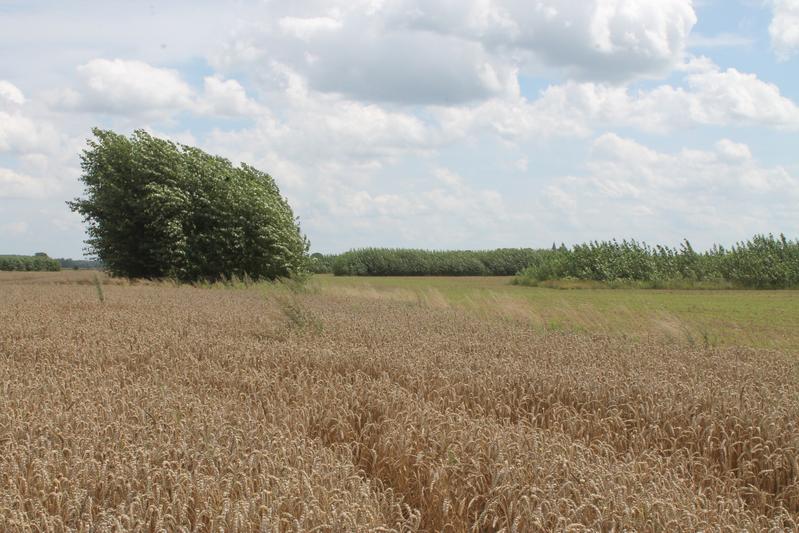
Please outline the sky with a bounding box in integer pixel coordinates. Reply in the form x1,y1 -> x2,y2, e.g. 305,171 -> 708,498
1,0 -> 798,257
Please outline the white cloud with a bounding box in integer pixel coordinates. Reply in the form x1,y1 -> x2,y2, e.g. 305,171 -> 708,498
431,92 -> 591,141
197,63 -> 519,247
770,0 -> 799,60
213,0 -> 695,105
435,59 -> 799,141
206,63 -> 432,170
545,134 -> 799,242
679,63 -> 799,128
0,80 -> 26,106
385,0 -> 697,81
0,80 -> 61,154
200,75 -> 262,116
544,63 -> 799,132
714,139 -> 752,162
52,59 -> 261,119
0,113 -> 47,153
304,166 -> 518,247
213,4 -> 520,105
64,58 -> 195,115
435,167 -> 464,187
278,16 -> 343,40
0,168 -> 54,198
585,133 -> 795,193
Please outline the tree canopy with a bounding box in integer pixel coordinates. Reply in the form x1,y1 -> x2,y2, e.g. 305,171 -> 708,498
0,254 -> 60,272
69,129 -> 308,281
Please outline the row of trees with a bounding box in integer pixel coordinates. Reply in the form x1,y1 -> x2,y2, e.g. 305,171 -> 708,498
310,235 -> 798,288
55,258 -> 104,270
327,248 -> 544,276
514,234 -> 799,289
0,254 -> 61,272
69,129 -> 308,282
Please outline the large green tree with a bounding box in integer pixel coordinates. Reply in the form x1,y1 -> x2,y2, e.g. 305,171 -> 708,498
69,129 -> 308,281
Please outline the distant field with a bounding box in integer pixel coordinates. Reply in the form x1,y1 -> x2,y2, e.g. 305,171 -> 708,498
3,270 -> 796,351
2,271 -> 798,530
317,274 -> 799,352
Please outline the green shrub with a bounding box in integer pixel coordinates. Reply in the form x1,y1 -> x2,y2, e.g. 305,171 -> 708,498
514,234 -> 799,289
332,248 -> 545,276
721,234 -> 799,289
0,254 -> 61,272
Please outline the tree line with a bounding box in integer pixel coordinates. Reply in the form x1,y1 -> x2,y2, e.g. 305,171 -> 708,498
55,258 -> 105,270
315,248 -> 549,276
307,234 -> 798,289
0,254 -> 61,272
514,234 -> 799,289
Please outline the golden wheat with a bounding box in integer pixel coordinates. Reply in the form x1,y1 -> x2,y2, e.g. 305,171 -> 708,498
0,272 -> 797,531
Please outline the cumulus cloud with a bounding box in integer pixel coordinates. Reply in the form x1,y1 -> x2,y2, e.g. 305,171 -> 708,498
63,58 -> 195,115
431,91 -> 590,141
770,0 -> 799,60
0,113 -> 42,153
0,80 -> 62,154
53,59 -> 260,118
538,62 -> 799,132
0,80 -> 26,106
200,75 -> 262,116
545,134 -> 799,242
206,63 -> 433,170
213,0 -> 696,105
434,59 -> 799,141
213,7 -> 519,105
714,139 -> 752,162
198,64 -> 519,247
0,112 -> 64,154
0,167 -> 56,198
678,62 -> 799,128
388,0 -> 697,80
302,166 -> 520,248
278,16 -> 343,40
585,133 -> 796,194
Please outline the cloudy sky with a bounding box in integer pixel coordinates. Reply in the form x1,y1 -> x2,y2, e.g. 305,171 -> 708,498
1,0 -> 798,257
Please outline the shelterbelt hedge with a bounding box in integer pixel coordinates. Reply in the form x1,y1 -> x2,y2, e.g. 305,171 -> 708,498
331,248 -> 545,276
515,234 -> 799,289
0,254 -> 60,272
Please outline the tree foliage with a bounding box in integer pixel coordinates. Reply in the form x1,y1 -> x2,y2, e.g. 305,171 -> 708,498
515,234 -> 799,289
331,248 -> 544,276
308,253 -> 338,274
55,258 -> 104,270
69,129 -> 308,281
0,254 -> 60,272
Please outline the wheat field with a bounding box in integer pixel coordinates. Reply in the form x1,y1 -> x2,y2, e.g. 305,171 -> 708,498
1,272 -> 798,531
